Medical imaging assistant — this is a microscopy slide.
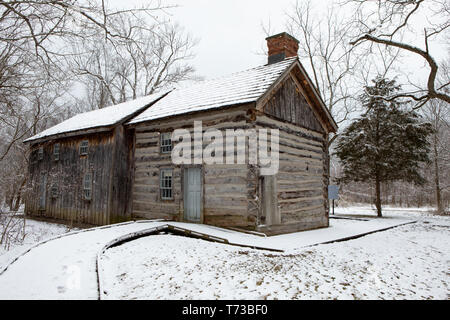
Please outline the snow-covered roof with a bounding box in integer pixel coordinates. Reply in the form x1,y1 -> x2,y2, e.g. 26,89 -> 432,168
24,91 -> 168,143
128,57 -> 297,125
25,57 -> 314,143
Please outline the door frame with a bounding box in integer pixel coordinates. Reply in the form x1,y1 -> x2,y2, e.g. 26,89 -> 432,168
181,165 -> 204,224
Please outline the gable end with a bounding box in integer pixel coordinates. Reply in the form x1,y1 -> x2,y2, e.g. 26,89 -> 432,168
263,76 -> 325,133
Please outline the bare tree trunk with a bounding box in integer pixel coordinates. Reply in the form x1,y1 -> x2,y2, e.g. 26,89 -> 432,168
375,175 -> 382,217
433,134 -> 443,214
10,178 -> 26,212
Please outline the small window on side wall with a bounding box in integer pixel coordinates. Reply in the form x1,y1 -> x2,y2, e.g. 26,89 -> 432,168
83,172 -> 92,200
160,132 -> 172,153
51,184 -> 58,198
160,169 -> 173,200
54,143 -> 60,161
80,140 -> 89,156
38,147 -> 44,160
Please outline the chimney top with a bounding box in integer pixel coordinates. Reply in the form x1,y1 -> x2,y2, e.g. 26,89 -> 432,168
266,32 -> 299,64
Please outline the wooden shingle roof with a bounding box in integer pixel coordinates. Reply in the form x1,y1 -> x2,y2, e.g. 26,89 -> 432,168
25,56 -> 337,143
128,57 -> 297,125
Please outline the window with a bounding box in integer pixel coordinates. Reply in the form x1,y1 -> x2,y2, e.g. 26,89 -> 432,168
160,169 -> 173,200
54,143 -> 60,161
38,147 -> 44,160
51,184 -> 58,198
83,173 -> 92,200
80,140 -> 89,155
160,132 -> 172,153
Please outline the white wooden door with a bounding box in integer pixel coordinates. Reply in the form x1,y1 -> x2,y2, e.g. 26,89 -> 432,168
184,168 -> 202,222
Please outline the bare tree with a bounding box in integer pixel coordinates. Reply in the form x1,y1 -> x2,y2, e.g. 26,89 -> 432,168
0,0 -> 172,69
72,18 -> 196,109
348,0 -> 450,107
0,1 -> 197,213
422,95 -> 449,214
284,0 -> 362,132
0,0 -> 175,157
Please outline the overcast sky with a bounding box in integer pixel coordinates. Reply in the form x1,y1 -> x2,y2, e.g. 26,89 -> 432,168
107,0 -> 447,105
113,0 -> 446,82
166,0 -> 297,79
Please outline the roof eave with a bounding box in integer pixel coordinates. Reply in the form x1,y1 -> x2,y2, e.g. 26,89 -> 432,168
23,126 -> 114,145
257,58 -> 338,133
294,60 -> 338,133
126,101 -> 256,128
23,90 -> 172,145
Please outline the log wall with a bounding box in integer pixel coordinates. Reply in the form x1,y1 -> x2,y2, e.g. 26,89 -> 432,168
255,74 -> 329,234
131,105 -> 255,228
255,115 -> 328,232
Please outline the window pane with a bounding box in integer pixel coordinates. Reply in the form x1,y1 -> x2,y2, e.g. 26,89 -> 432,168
51,185 -> 58,198
160,169 -> 173,199
83,172 -> 92,200
160,133 -> 172,153
84,173 -> 92,190
54,144 -> 60,160
80,140 -> 89,155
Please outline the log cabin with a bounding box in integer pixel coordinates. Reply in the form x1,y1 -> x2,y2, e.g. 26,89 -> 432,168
24,32 -> 337,235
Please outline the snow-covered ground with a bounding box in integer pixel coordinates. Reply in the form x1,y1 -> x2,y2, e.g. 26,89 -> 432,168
0,206 -> 448,300
100,208 -> 449,300
0,216 -> 76,271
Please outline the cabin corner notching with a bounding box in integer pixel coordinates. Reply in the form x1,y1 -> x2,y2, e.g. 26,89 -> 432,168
23,33 -> 337,235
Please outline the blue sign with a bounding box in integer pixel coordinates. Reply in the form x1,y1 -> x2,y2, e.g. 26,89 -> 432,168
328,185 -> 339,200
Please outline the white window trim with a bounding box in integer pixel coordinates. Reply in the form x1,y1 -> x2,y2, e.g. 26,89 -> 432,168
83,172 -> 92,200
54,143 -> 60,161
160,132 -> 172,154
51,184 -> 58,198
80,140 -> 89,156
160,169 -> 173,200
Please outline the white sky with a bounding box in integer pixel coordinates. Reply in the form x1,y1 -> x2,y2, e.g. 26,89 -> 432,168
113,0 -> 447,84
111,0 -> 302,80
166,0 -> 296,79
106,0 -> 447,121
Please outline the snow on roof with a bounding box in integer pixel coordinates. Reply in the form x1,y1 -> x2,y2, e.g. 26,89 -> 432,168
25,58 -> 297,143
128,57 -> 297,125
24,91 -> 168,143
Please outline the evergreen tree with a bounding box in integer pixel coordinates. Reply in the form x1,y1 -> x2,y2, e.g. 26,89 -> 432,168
335,77 -> 433,217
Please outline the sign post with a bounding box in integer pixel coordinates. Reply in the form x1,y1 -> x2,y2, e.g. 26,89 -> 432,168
328,185 -> 339,215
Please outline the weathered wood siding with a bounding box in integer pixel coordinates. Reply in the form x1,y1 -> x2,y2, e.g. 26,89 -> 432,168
108,126 -> 134,223
255,115 -> 328,232
255,74 -> 329,234
25,128 -> 132,225
131,105 -> 255,228
264,76 -> 324,133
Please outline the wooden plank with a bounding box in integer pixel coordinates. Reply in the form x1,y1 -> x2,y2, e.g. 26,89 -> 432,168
256,115 -> 324,139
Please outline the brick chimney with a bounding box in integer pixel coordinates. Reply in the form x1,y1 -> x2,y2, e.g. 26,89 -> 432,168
266,32 -> 299,64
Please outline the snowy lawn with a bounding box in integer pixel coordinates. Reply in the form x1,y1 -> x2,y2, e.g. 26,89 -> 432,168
0,206 -> 447,299
100,209 -> 449,300
0,216 -> 76,271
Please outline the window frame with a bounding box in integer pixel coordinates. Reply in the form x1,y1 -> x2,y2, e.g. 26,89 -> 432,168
53,143 -> 60,161
160,132 -> 173,154
79,140 -> 89,156
37,147 -> 44,161
83,172 -> 92,201
51,184 -> 58,199
160,168 -> 173,200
